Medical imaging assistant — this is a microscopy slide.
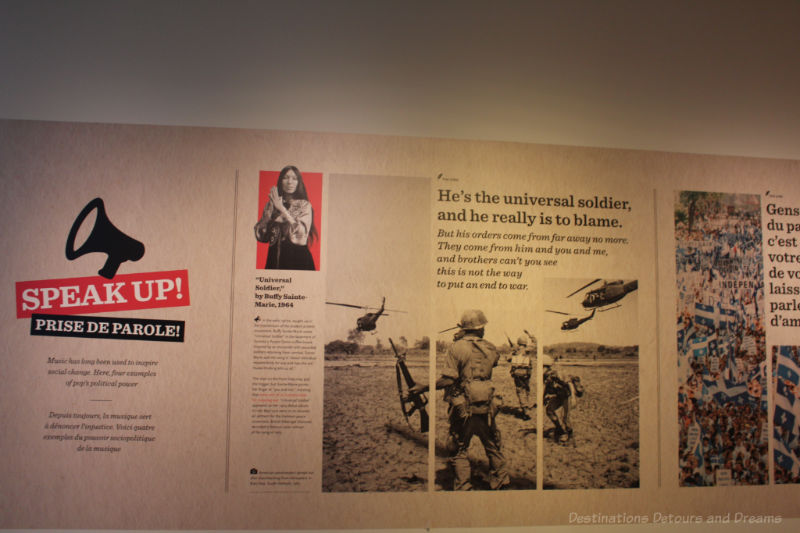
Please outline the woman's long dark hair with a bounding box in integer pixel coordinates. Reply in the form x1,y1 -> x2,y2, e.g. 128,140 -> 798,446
278,165 -> 318,246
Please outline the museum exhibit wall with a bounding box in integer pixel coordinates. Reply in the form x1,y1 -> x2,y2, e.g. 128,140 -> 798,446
1,119 -> 799,529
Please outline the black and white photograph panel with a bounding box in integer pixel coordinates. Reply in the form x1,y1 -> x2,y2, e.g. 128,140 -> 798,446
433,294 -> 537,491
322,174 -> 431,492
543,277 -> 640,489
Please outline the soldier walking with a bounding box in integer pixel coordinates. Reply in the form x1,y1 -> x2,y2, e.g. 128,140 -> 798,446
408,309 -> 510,490
543,353 -> 583,444
507,332 -> 535,420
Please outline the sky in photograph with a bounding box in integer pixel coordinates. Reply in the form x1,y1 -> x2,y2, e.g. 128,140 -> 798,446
325,174 -> 431,346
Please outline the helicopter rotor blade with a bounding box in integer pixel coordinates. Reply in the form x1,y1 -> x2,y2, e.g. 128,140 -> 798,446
546,309 -> 571,316
567,278 -> 602,298
361,305 -> 408,316
598,304 -> 621,313
325,301 -> 366,309
327,301 -> 408,313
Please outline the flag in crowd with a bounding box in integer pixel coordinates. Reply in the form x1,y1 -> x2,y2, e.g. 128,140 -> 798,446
774,346 -> 800,483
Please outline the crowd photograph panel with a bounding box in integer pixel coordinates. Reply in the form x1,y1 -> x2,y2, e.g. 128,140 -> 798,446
674,192 -> 767,486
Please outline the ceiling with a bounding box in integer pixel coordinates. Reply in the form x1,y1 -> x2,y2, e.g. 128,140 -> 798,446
2,0 -> 799,159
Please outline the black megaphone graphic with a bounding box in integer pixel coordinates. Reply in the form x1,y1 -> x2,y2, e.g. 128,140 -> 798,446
65,198 -> 145,279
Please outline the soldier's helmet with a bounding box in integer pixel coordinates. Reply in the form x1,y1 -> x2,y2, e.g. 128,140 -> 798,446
458,309 -> 488,330
541,353 -> 555,367
517,336 -> 528,346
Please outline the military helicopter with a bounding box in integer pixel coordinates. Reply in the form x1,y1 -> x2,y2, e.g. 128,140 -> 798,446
568,279 -> 638,309
325,297 -> 406,332
547,309 -> 596,331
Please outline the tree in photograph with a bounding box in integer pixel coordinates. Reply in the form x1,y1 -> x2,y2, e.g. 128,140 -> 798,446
678,191 -> 722,233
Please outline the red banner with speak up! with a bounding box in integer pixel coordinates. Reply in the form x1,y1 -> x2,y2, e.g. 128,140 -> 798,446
15,269 -> 190,318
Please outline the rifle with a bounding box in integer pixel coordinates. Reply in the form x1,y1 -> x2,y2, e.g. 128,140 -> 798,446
505,332 -> 514,349
523,329 -> 535,343
389,338 -> 429,433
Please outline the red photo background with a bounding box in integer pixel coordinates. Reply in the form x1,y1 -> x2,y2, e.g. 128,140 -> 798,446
256,169 -> 322,270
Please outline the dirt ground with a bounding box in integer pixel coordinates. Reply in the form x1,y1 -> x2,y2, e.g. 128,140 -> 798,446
433,356 -> 639,490
322,354 -> 429,492
542,360 -> 640,489
322,353 -> 638,492
433,354 -> 538,491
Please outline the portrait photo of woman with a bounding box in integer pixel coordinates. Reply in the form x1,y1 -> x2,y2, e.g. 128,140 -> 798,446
254,165 -> 321,270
